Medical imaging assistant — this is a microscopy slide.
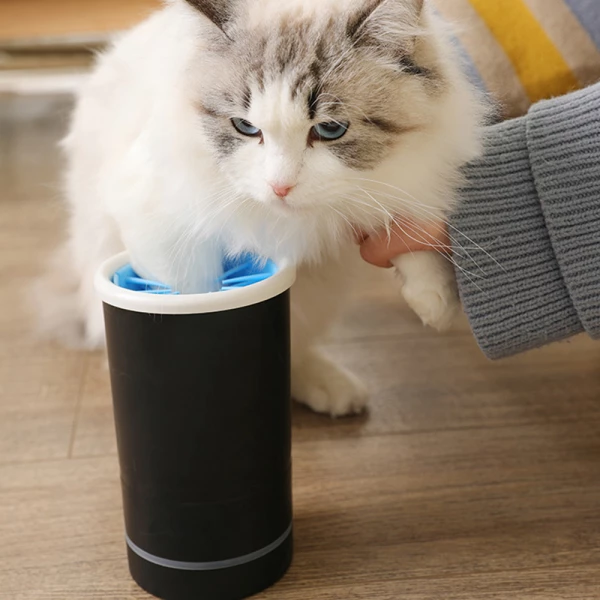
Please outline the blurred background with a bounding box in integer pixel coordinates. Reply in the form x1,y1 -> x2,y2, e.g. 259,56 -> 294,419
0,0 -> 160,94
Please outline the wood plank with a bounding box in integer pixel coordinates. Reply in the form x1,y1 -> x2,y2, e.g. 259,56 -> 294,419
3,424 -> 600,599
293,333 -> 600,440
71,355 -> 117,458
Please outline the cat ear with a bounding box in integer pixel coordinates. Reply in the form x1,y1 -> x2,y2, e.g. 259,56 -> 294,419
185,0 -> 236,33
347,0 -> 424,44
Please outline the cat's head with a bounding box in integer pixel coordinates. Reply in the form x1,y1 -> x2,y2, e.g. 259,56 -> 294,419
183,0 -> 482,234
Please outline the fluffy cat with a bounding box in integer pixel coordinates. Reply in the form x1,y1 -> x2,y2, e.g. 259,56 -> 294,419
39,0 -> 484,416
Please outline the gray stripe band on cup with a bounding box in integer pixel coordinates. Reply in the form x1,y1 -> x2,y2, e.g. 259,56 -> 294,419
126,522 -> 293,572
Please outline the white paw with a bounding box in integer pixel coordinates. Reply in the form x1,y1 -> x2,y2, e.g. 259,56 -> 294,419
292,352 -> 368,417
402,282 -> 459,332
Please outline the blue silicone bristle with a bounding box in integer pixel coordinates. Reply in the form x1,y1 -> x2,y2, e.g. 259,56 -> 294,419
219,254 -> 277,289
112,265 -> 180,295
113,254 -> 278,295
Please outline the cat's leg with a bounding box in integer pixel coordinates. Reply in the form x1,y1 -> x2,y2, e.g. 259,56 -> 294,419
73,217 -> 124,349
35,212 -> 123,350
290,258 -> 368,417
33,241 -> 85,348
392,252 -> 458,331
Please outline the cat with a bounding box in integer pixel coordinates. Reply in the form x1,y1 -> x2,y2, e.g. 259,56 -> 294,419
38,0 -> 484,417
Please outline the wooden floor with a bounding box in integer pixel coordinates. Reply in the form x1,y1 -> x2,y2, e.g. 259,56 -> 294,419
1,94 -> 600,600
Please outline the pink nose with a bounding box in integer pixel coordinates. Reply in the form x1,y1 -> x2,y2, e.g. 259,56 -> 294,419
270,183 -> 295,198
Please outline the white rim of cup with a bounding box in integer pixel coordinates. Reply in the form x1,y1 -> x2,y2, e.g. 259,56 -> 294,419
95,252 -> 297,315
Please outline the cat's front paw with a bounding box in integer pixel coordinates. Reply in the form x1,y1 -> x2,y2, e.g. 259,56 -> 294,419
402,282 -> 459,332
292,351 -> 368,417
391,253 -> 460,332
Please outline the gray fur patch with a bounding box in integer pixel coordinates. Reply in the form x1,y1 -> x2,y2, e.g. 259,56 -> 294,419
330,138 -> 393,171
346,0 -> 388,39
362,116 -> 406,135
194,0 -> 446,170
197,102 -> 221,118
185,0 -> 234,32
307,89 -> 319,121
200,106 -> 244,159
213,132 -> 243,159
399,55 -> 431,78
242,87 -> 252,111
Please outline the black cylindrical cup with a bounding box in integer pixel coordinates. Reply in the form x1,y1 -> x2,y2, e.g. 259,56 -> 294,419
95,253 -> 296,600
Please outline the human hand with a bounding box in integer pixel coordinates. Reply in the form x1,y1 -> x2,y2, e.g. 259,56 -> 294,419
359,219 -> 450,268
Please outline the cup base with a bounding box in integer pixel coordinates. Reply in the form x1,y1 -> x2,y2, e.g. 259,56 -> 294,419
127,532 -> 293,600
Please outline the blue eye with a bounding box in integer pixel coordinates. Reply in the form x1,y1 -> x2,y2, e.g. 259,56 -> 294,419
231,118 -> 262,137
310,121 -> 349,141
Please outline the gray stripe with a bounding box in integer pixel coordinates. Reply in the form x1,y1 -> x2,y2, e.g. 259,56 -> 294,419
126,522 -> 292,572
563,0 -> 600,48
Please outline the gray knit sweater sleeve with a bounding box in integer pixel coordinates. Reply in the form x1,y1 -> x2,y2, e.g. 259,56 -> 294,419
451,83 -> 600,360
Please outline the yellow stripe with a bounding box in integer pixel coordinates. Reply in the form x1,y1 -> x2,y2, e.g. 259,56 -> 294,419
468,0 -> 579,102
434,0 -> 531,118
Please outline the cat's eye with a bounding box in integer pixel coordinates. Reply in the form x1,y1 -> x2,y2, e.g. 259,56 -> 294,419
310,121 -> 349,142
231,118 -> 261,137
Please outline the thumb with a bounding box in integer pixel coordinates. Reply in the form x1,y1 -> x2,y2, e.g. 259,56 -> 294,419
360,219 -> 449,268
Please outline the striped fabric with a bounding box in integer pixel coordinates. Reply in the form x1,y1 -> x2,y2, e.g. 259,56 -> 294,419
433,0 -> 600,117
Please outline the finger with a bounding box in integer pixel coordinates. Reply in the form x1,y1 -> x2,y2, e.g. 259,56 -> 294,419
360,220 -> 450,268
353,229 -> 369,244
360,227 -> 411,267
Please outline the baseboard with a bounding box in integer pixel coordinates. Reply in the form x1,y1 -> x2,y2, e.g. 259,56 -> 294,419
0,68 -> 88,95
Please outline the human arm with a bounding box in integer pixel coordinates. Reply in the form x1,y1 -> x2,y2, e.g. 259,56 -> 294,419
361,83 -> 600,359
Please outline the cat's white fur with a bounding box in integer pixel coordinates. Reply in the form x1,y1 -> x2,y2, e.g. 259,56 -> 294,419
39,0 -> 484,416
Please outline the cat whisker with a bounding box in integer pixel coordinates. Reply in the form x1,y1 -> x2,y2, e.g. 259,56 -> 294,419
214,194 -> 251,239
334,193 -> 391,228
395,218 -> 485,284
357,186 -> 489,277
352,186 -> 478,267
350,177 -> 505,273
327,205 -> 361,241
337,193 -> 478,278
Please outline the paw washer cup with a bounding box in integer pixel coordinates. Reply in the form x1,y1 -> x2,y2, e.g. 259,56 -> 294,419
95,252 -> 296,600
